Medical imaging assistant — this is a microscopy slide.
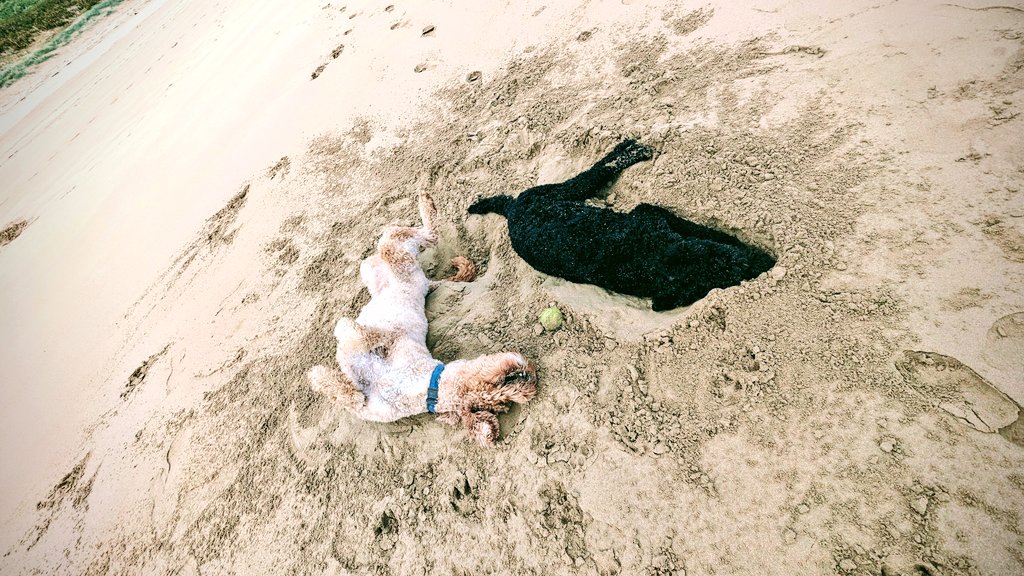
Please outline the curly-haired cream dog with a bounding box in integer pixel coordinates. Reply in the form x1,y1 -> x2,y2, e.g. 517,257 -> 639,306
469,139 -> 775,310
308,192 -> 537,445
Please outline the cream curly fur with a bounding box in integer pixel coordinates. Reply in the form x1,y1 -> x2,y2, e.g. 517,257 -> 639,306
308,192 -> 537,445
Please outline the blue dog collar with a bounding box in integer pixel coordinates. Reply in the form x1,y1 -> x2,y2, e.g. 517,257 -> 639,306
426,363 -> 444,414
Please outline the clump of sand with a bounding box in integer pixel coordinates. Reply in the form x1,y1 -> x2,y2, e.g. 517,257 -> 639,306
0,218 -> 30,249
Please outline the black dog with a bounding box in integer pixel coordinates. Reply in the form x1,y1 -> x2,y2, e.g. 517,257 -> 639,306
468,140 -> 775,311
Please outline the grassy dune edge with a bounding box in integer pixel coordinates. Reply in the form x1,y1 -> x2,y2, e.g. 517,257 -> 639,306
0,0 -> 124,89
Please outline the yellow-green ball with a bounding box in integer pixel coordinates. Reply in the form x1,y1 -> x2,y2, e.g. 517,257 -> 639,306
539,307 -> 563,331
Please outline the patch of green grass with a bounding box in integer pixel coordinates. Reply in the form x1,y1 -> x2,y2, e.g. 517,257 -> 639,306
0,1 -> 47,23
1,0 -> 107,55
0,0 -> 123,88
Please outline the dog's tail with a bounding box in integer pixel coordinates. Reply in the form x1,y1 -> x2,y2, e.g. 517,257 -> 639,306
468,195 -> 513,216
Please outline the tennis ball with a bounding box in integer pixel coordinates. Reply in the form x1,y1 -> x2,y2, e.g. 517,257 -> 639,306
539,307 -> 563,331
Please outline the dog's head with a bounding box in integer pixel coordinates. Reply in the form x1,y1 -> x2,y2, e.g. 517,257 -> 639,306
437,353 -> 538,446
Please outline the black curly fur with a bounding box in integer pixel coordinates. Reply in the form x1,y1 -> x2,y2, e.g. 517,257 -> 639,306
468,139 -> 776,311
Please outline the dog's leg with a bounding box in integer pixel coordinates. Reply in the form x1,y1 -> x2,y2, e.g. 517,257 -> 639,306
375,226 -> 423,281
334,319 -> 398,360
308,365 -> 366,411
360,256 -> 390,296
372,193 -> 441,283
416,191 -> 438,245
537,139 -> 655,202
446,256 -> 477,281
437,400 -> 500,445
631,203 -> 746,247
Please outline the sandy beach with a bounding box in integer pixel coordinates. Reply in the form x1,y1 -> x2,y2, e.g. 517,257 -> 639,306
1,0 -> 1022,574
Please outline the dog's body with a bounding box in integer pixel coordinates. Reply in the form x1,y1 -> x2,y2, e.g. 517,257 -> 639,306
469,140 -> 775,310
308,193 -> 536,445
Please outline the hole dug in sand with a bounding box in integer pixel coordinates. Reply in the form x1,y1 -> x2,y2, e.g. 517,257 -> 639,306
458,199 -> 774,342
483,142 -> 779,330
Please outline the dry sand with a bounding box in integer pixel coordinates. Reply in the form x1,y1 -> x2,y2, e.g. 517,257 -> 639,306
1,0 -> 1022,574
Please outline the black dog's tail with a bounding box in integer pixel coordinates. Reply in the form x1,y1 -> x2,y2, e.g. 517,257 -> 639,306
468,195 -> 513,216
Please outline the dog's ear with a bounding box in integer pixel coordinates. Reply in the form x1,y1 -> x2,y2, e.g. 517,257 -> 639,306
465,411 -> 499,446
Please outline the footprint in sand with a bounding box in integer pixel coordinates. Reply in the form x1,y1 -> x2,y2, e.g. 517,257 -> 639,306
121,345 -> 170,400
897,350 -> 1020,435
0,218 -> 31,249
267,155 -> 291,180
979,215 -> 1024,263
449,472 -> 479,515
26,454 -> 95,547
983,312 -> 1024,373
287,404 -> 330,468
310,45 -> 346,80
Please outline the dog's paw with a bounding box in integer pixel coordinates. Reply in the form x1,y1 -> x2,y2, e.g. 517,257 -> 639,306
417,190 -> 435,208
610,138 -> 641,154
307,365 -> 332,393
333,318 -> 361,344
611,139 -> 655,166
467,411 -> 499,446
417,191 -> 438,231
